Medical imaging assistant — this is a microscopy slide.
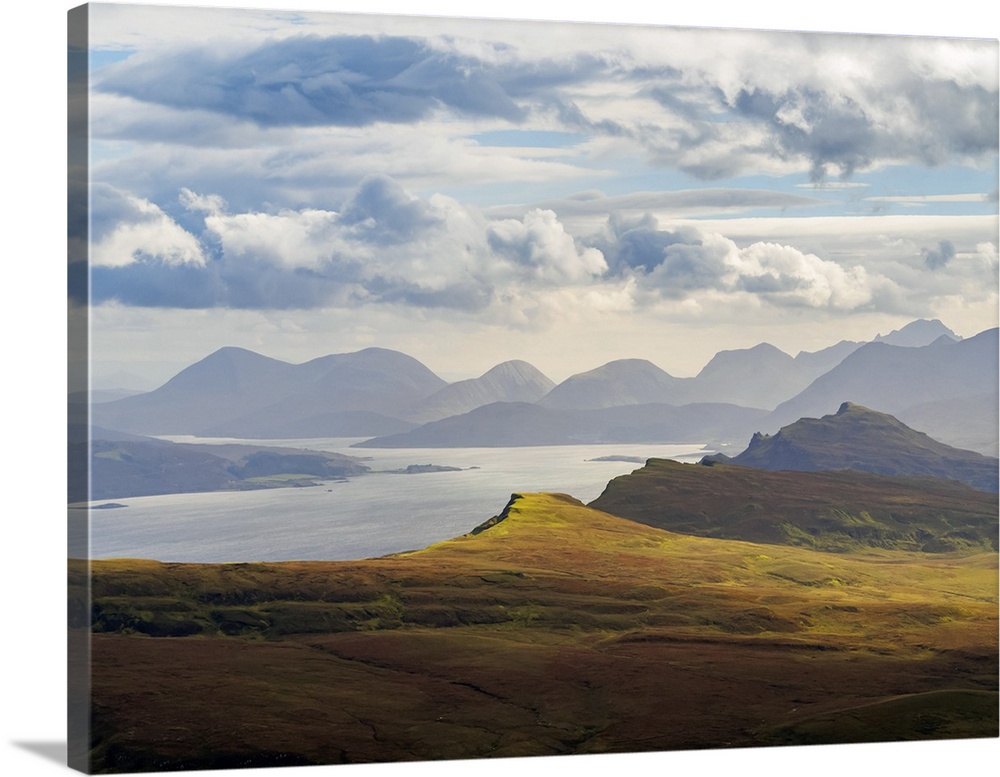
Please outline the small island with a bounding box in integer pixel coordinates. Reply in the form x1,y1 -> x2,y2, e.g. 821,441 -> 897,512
386,464 -> 465,474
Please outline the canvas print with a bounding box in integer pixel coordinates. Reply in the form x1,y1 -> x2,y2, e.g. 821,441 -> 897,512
67,2 -> 999,773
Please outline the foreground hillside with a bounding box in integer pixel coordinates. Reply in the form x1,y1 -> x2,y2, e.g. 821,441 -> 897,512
591,459 -> 998,552
75,493 -> 997,771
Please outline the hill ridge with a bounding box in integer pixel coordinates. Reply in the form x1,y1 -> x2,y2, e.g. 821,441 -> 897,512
711,402 -> 998,492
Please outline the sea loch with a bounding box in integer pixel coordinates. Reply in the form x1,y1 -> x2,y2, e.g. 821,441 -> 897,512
88,440 -> 711,562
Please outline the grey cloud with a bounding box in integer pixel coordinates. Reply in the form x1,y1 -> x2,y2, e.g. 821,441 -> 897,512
93,30 -> 997,190
727,79 -> 998,181
90,183 -> 160,242
923,240 -> 956,271
91,261 -> 224,308
91,242 -> 494,313
738,273 -> 809,294
582,214 -> 884,310
732,87 -> 877,180
338,174 -> 443,244
588,214 -> 692,276
649,240 -> 735,297
551,98 -> 633,138
363,276 -> 494,311
97,35 -> 533,128
907,81 -> 999,163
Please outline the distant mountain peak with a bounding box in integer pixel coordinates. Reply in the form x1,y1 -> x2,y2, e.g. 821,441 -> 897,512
538,357 -> 679,410
873,319 -> 960,348
481,359 -> 553,384
402,359 -> 555,423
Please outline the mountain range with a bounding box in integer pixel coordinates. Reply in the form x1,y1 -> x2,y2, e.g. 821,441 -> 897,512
89,318 -> 997,455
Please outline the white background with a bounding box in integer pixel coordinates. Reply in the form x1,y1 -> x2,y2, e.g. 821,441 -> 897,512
2,2 -> 998,776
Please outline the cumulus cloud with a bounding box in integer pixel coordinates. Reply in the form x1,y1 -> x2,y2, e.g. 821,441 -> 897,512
91,177 -> 607,312
180,188 -> 227,215
90,184 -> 206,268
487,209 -> 607,283
89,176 -> 991,325
589,214 -> 886,310
337,175 -> 444,244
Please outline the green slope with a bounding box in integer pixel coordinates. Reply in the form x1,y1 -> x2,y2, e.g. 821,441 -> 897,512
590,458 -> 998,553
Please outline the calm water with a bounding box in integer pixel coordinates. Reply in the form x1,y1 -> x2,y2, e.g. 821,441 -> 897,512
88,439 -> 711,562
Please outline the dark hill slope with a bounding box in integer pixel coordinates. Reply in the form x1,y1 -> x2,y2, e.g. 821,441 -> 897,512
590,458 -> 998,553
715,402 -> 998,492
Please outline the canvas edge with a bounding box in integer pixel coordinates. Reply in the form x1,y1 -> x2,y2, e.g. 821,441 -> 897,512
67,3 -> 92,773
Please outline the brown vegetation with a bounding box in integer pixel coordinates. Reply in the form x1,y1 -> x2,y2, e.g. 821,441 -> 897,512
77,492 -> 998,771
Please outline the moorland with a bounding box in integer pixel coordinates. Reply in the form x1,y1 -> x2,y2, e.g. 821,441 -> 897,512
75,470 -> 998,771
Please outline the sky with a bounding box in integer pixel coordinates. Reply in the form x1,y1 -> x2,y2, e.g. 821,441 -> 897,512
72,1 -> 1000,387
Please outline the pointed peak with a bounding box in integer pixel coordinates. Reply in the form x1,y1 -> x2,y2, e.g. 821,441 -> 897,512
873,319 -> 960,348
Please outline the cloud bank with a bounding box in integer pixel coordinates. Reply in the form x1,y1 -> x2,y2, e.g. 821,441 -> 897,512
87,176 -> 996,324
93,28 -> 999,196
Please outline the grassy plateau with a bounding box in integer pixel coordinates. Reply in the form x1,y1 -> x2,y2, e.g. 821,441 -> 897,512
72,486 -> 998,772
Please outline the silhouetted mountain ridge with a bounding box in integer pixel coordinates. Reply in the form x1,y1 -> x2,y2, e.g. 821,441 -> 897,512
405,360 -> 555,423
538,359 -> 682,409
708,402 -> 998,492
764,329 -> 998,450
86,320 -> 995,449
91,346 -> 447,437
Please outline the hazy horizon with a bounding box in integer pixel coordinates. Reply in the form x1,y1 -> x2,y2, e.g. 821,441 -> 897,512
91,316 -> 990,391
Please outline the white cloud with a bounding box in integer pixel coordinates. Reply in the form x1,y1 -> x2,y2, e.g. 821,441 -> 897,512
91,189 -> 206,268
631,226 -> 885,310
180,188 -> 228,215
487,209 -> 608,283
204,208 -> 342,271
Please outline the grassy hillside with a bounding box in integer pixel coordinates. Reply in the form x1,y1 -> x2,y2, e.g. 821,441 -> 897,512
75,493 -> 997,771
591,458 -> 998,553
